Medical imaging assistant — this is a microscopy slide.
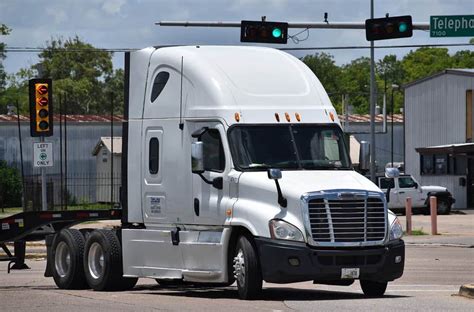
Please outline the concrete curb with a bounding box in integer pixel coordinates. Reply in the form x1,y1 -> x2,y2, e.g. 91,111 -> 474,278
406,243 -> 474,248
459,284 -> 474,299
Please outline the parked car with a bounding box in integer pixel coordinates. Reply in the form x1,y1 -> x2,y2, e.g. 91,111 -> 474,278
377,174 -> 455,215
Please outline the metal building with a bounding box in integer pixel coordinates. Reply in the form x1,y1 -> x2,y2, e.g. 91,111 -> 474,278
404,69 -> 474,209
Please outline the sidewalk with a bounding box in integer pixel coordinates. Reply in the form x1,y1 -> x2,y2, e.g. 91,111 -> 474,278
398,210 -> 474,247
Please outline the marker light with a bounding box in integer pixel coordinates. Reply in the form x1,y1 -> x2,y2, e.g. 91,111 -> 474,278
274,113 -> 280,122
285,112 -> 290,122
295,113 -> 301,122
234,112 -> 240,122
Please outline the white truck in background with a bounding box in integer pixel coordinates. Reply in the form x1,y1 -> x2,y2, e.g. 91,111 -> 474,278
377,175 -> 455,215
43,46 -> 405,299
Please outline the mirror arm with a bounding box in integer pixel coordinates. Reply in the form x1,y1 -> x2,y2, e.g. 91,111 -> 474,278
274,180 -> 287,208
386,186 -> 391,203
197,173 -> 223,190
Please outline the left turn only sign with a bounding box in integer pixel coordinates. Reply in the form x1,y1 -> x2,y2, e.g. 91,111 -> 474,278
33,142 -> 53,167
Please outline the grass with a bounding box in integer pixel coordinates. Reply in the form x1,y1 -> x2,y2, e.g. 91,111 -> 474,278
405,228 -> 428,236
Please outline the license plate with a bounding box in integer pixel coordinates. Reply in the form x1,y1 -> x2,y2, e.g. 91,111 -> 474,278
341,268 -> 360,279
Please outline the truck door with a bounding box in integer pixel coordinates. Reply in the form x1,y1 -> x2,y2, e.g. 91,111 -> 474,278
191,122 -> 230,225
396,176 -> 422,207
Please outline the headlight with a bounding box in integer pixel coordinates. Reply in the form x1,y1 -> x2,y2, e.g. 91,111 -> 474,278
389,217 -> 403,241
269,219 -> 304,242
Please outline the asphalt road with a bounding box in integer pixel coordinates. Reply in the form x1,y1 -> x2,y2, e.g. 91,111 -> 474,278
0,245 -> 473,311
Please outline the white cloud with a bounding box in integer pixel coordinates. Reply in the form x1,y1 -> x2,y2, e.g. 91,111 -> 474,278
46,7 -> 68,24
102,0 -> 126,15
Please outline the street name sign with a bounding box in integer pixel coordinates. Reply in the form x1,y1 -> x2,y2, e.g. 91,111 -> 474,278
33,142 -> 53,167
430,15 -> 474,37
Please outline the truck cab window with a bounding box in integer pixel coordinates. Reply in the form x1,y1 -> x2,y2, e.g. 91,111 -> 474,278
149,138 -> 159,174
379,178 -> 394,189
399,177 -> 416,188
201,129 -> 225,172
150,72 -> 170,102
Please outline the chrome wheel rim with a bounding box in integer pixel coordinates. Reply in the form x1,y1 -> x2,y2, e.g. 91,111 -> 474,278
233,249 -> 245,286
88,242 -> 105,280
55,241 -> 71,278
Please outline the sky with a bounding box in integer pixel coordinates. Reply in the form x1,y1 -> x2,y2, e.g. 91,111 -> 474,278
0,0 -> 473,74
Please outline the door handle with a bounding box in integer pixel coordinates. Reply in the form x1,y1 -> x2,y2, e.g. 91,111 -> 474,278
194,198 -> 200,216
399,191 -> 405,194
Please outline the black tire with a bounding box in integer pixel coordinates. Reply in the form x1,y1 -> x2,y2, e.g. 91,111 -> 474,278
51,229 -> 88,289
436,199 -> 451,215
360,280 -> 388,297
84,229 -> 138,291
233,235 -> 262,300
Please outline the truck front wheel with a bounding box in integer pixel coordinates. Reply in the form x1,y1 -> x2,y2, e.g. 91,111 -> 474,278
83,229 -> 138,291
360,280 -> 387,297
233,235 -> 262,300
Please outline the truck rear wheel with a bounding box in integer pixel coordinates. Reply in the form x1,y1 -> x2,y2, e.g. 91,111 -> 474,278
51,229 -> 88,289
84,229 -> 138,291
437,199 -> 451,215
360,280 -> 387,297
233,235 -> 262,300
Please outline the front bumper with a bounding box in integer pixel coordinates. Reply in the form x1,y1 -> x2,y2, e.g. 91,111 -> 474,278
255,237 -> 405,284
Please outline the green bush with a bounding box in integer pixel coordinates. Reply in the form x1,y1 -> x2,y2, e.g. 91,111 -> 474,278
0,161 -> 22,208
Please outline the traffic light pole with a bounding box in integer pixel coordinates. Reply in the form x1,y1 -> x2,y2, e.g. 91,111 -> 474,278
369,0 -> 376,182
40,136 -> 47,211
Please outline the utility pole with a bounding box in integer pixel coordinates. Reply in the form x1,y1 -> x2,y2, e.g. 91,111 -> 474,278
369,0 -> 377,182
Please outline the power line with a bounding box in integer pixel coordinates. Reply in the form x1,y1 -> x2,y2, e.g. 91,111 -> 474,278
280,43 -> 473,51
3,42 -> 473,53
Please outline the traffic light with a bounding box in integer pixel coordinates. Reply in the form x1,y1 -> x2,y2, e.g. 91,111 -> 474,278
29,78 -> 53,137
365,15 -> 413,41
240,20 -> 288,44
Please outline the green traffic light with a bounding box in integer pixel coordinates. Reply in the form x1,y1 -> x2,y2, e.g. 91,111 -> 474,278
272,27 -> 282,38
399,22 -> 408,33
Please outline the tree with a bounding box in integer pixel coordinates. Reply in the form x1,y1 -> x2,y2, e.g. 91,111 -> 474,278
376,55 -> 405,113
0,24 -> 11,93
340,57 -> 371,114
0,68 -> 35,114
401,48 -> 454,83
37,36 -> 114,114
302,53 -> 343,111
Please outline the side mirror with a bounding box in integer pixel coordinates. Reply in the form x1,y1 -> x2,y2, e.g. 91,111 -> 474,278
414,182 -> 419,189
267,168 -> 282,180
191,141 -> 204,174
359,141 -> 370,171
385,167 -> 400,179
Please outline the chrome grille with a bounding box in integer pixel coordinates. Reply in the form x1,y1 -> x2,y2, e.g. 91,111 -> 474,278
307,195 -> 386,244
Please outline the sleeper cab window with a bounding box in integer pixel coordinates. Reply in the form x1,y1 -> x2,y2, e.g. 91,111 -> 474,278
150,71 -> 170,102
149,138 -> 159,174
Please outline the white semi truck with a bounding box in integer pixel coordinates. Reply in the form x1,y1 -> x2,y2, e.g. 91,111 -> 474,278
37,46 -> 404,299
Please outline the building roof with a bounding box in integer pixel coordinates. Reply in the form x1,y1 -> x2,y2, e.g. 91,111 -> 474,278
339,114 -> 403,123
403,69 -> 474,89
92,137 -> 123,156
0,114 -> 403,124
415,143 -> 474,155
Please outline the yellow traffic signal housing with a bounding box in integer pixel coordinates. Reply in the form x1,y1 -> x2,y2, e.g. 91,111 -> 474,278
29,79 -> 53,137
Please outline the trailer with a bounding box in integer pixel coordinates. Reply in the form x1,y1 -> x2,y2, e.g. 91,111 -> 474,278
0,209 -> 120,273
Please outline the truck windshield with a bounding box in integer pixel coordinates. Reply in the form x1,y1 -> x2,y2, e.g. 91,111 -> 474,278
228,125 -> 351,171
